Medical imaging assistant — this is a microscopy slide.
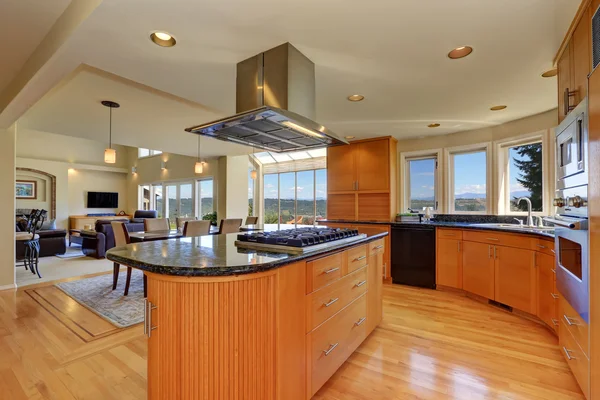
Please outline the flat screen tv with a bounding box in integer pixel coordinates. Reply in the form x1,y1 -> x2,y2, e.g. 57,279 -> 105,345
87,192 -> 118,208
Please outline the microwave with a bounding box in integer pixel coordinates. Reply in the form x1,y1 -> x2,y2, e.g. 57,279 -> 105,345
556,98 -> 588,189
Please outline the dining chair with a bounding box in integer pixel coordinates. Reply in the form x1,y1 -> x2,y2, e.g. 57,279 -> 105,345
176,216 -> 196,230
144,218 -> 170,232
183,220 -> 211,237
217,218 -> 243,234
112,221 -> 147,297
245,216 -> 258,225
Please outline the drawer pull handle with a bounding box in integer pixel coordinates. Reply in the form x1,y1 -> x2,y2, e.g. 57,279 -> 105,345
373,245 -> 384,250
486,238 -> 499,241
551,318 -> 559,326
550,293 -> 559,299
537,244 -> 547,249
563,315 -> 579,326
323,267 -> 340,274
551,269 -> 556,274
551,249 -> 555,254
323,342 -> 339,356
563,346 -> 576,361
355,317 -> 367,326
355,280 -> 367,287
354,255 -> 367,262
324,298 -> 339,307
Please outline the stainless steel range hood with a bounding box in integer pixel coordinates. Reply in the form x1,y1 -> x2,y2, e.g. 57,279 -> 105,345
185,43 -> 347,152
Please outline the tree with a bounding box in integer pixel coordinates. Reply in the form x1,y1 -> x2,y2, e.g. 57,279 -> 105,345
512,144 -> 543,211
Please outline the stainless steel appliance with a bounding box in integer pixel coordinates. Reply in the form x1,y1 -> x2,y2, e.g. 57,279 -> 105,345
235,227 -> 366,254
186,43 -> 347,152
546,98 -> 590,323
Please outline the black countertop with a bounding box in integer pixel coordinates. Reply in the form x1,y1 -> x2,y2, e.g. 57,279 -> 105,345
319,219 -> 555,239
106,230 -> 388,277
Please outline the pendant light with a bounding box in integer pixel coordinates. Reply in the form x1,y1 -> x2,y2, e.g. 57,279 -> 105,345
250,145 -> 257,180
195,134 -> 203,174
102,100 -> 120,164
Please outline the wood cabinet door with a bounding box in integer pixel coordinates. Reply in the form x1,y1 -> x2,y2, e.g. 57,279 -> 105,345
572,10 -> 591,107
327,194 -> 356,220
327,144 -> 356,192
494,246 -> 536,314
436,238 -> 462,289
462,241 -> 494,299
366,249 -> 384,334
356,140 -> 389,191
558,41 -> 573,123
536,252 -> 557,328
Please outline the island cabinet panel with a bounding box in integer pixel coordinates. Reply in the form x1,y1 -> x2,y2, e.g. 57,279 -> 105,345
494,246 -> 536,314
462,241 -> 495,299
536,251 -> 558,331
146,270 -> 279,400
306,252 -> 343,293
436,237 -> 462,289
366,240 -> 384,333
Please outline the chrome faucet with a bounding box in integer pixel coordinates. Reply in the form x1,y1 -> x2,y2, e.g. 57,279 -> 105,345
513,218 -> 524,226
518,197 -> 534,227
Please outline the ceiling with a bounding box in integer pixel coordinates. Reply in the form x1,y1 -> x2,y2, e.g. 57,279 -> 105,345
9,0 -> 582,156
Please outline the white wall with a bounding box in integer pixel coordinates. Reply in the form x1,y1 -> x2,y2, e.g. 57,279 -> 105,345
68,169 -> 128,215
217,155 -> 249,220
16,171 -> 50,212
0,125 -> 16,289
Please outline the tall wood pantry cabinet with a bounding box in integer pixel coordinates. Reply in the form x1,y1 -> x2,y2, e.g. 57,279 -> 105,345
326,136 -> 398,222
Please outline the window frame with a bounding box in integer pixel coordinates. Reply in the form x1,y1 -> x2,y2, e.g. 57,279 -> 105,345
400,149 -> 442,213
445,142 -> 492,214
495,131 -> 549,216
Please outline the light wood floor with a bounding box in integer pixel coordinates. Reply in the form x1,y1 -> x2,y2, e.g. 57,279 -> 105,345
0,279 -> 584,399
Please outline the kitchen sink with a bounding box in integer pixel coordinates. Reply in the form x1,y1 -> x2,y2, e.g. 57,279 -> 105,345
470,223 -> 555,231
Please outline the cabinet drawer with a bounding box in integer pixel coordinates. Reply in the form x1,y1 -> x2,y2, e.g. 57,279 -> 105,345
535,239 -> 555,257
368,239 -> 385,255
309,294 -> 367,397
559,318 -> 590,399
559,294 -> 589,357
307,252 -> 343,293
436,228 -> 463,240
306,267 -> 368,332
462,230 -> 535,250
346,245 -> 368,274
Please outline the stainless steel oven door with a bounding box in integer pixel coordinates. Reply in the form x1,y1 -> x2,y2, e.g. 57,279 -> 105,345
555,225 -> 589,323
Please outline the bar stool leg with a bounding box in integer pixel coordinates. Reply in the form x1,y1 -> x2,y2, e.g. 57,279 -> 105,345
124,267 -> 132,296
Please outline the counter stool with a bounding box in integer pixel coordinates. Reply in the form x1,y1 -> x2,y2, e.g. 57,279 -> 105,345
16,209 -> 46,278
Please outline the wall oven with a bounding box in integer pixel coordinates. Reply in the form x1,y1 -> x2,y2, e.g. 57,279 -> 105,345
546,97 -> 589,323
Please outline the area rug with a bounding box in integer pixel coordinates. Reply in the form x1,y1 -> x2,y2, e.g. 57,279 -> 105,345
55,247 -> 86,259
55,271 -> 144,328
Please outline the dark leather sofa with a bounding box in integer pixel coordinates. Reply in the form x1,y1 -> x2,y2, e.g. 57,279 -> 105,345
15,229 -> 67,258
81,219 -> 145,259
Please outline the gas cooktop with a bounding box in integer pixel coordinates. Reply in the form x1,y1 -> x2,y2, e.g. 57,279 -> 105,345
235,227 -> 367,253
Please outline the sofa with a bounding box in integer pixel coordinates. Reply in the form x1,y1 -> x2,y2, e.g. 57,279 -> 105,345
81,219 -> 145,259
15,219 -> 67,258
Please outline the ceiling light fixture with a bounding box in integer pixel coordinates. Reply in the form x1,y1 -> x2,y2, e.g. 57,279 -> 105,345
490,105 -> 507,111
150,31 -> 177,47
541,68 -> 558,78
428,123 -> 440,128
347,94 -> 365,102
101,100 -> 120,164
448,46 -> 473,59
281,120 -> 323,138
195,135 -> 203,174
345,136 -> 355,140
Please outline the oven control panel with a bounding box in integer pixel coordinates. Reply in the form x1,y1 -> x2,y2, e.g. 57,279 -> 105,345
555,186 -> 588,218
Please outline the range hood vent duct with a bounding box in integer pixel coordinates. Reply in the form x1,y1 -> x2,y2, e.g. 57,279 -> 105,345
185,43 -> 347,152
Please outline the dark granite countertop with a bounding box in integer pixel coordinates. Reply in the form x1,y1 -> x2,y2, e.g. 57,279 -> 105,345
106,231 -> 388,277
320,218 -> 555,239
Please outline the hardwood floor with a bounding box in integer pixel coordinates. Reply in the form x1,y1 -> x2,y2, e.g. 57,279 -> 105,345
0,279 -> 584,399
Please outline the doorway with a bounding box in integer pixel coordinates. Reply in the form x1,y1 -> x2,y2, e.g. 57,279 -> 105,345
165,182 -> 194,229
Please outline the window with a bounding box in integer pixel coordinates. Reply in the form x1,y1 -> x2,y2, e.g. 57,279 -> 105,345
262,169 -> 326,225
405,157 -> 437,211
499,139 -> 544,213
248,165 -> 255,217
198,179 -> 214,218
447,144 -> 490,213
138,148 -> 162,158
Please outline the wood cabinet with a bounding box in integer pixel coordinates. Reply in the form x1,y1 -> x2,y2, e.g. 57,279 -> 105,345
462,240 -> 495,299
326,137 -> 397,221
367,240 -> 384,333
558,41 -> 573,123
494,246 -> 536,314
536,251 -> 558,332
436,237 -> 462,289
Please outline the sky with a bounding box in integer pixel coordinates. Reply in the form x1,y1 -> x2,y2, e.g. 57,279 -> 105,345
264,169 -> 327,200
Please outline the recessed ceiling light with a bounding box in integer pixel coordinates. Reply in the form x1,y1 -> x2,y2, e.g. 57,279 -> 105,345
490,105 -> 507,111
448,46 -> 473,59
345,136 -> 355,139
428,123 -> 440,128
541,68 -> 558,78
347,94 -> 365,102
150,31 -> 176,47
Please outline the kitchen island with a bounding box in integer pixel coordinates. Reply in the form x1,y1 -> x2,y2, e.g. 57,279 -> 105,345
107,230 -> 387,400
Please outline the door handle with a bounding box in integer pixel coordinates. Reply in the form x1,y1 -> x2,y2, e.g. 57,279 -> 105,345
323,342 -> 339,356
354,255 -> 367,262
355,317 -> 367,326
563,346 -> 576,360
144,299 -> 158,338
324,267 -> 340,274
550,293 -> 559,299
324,298 -> 339,307
355,280 -> 367,287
